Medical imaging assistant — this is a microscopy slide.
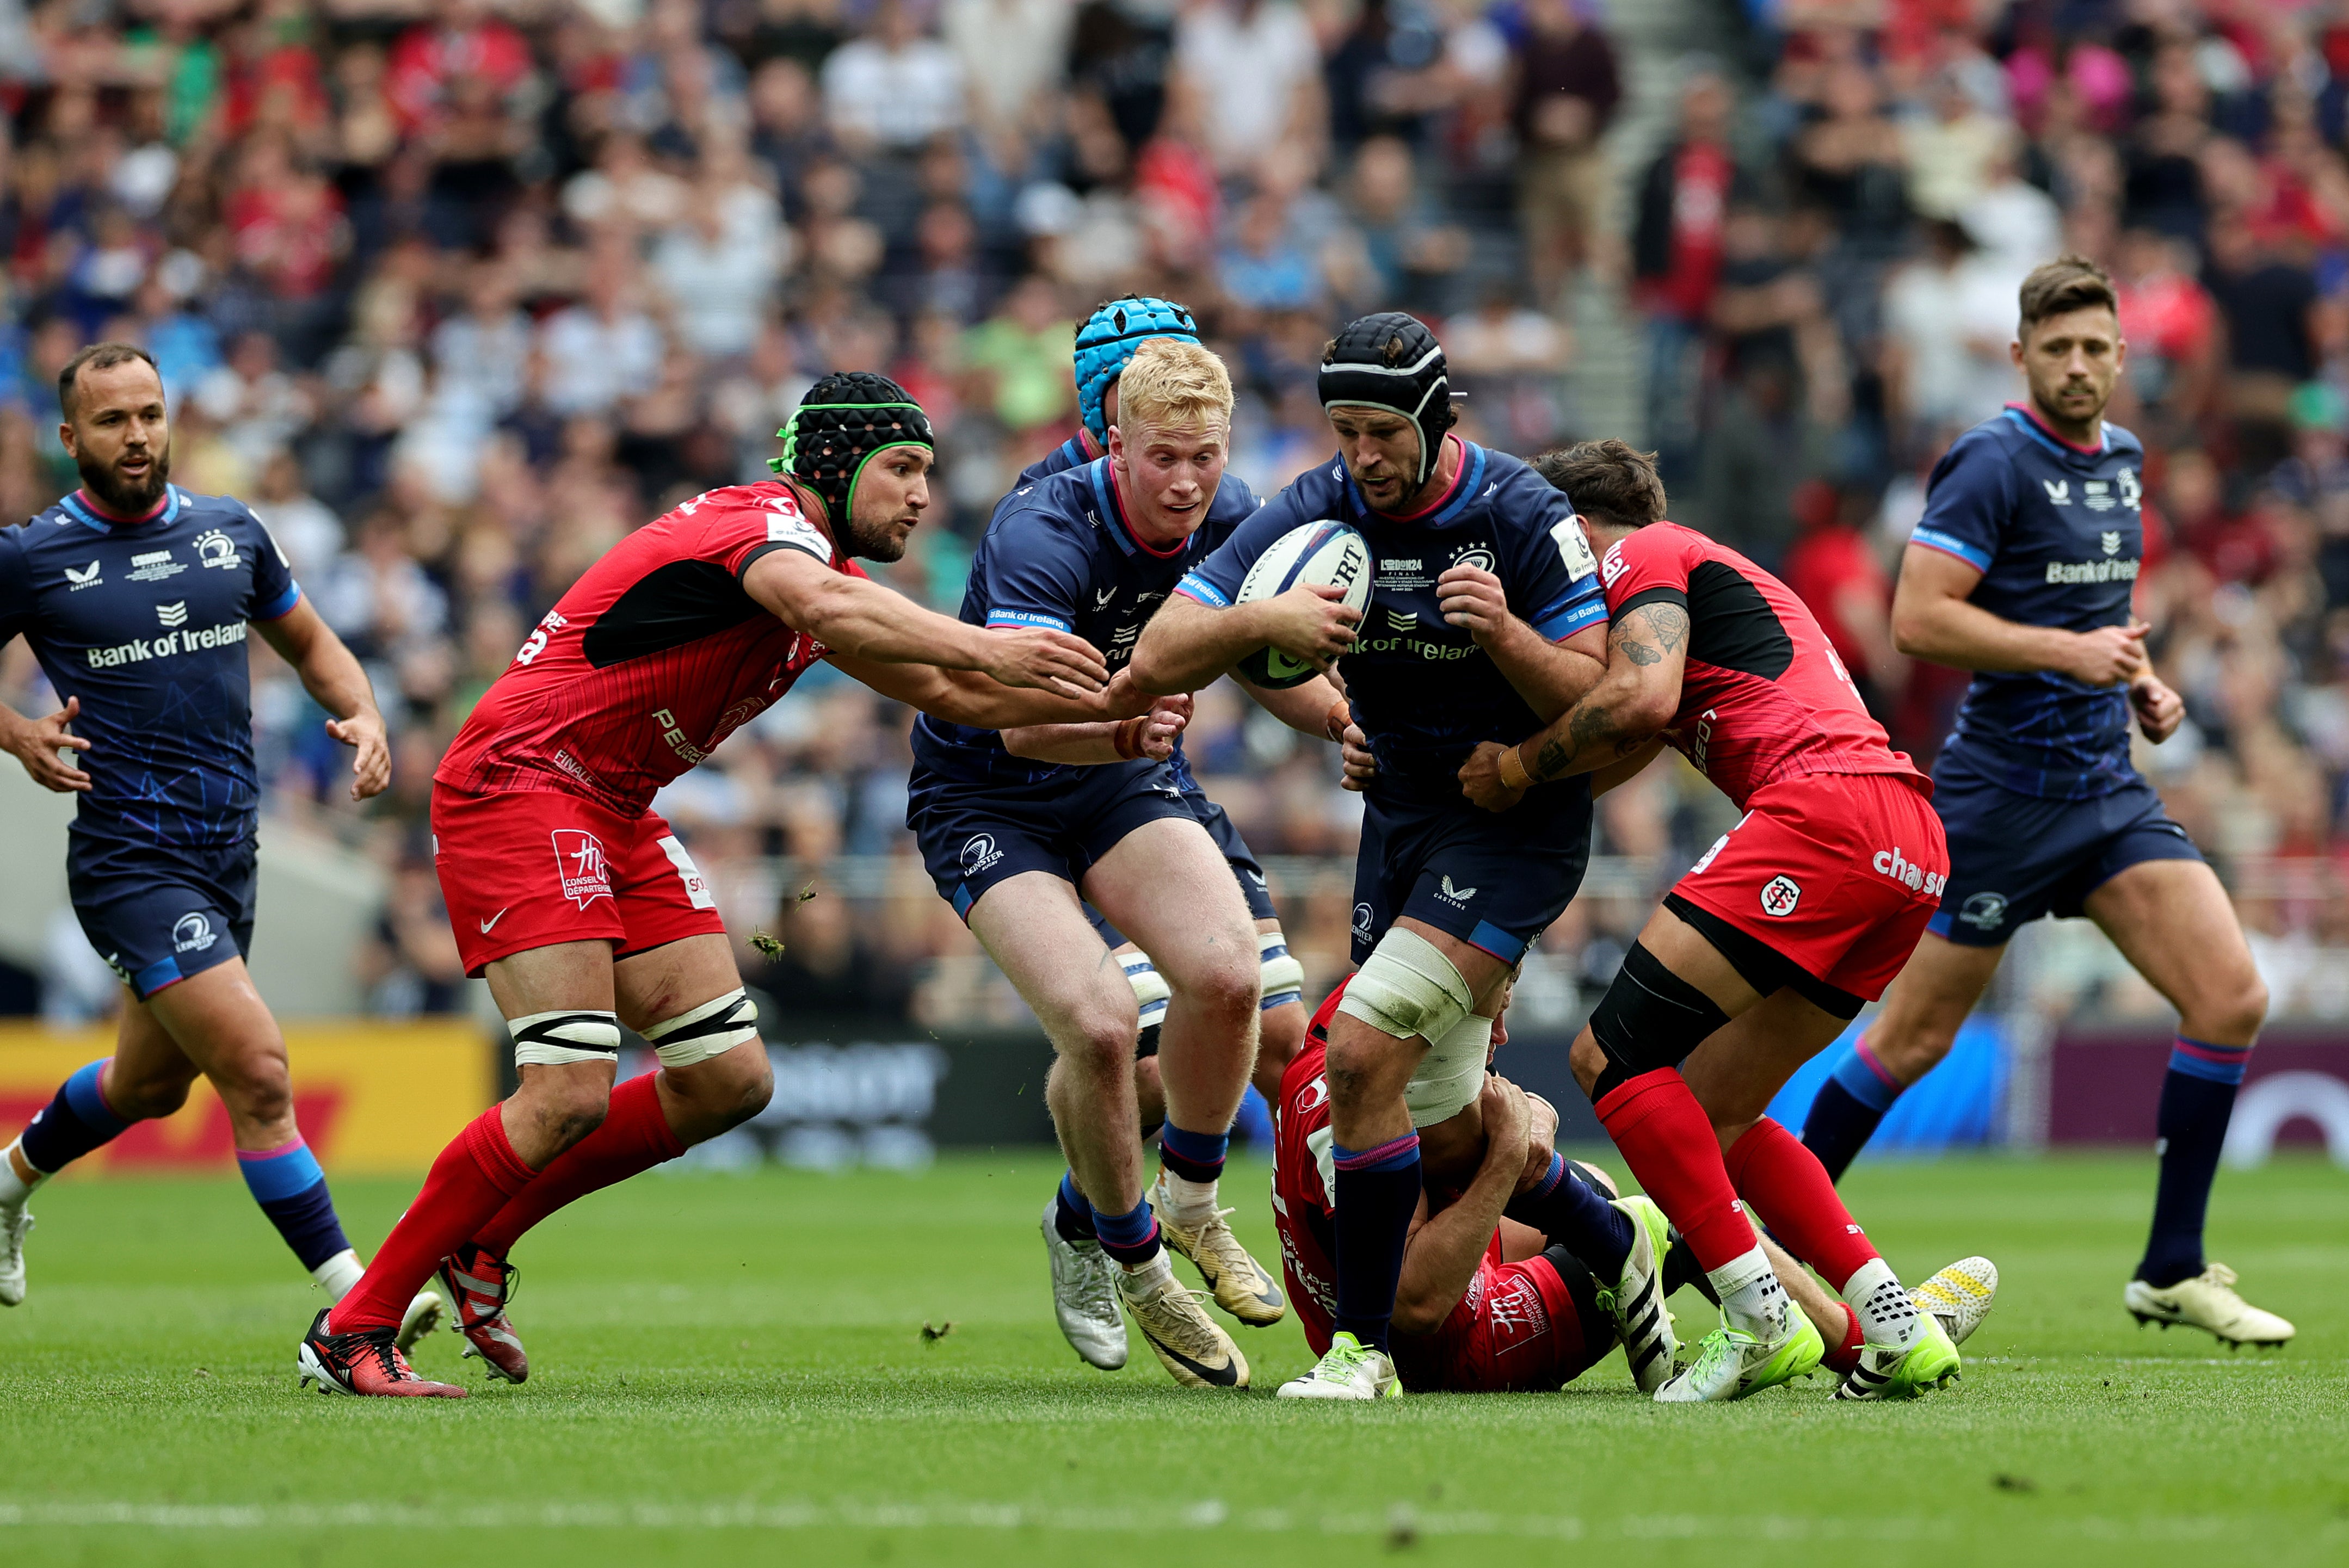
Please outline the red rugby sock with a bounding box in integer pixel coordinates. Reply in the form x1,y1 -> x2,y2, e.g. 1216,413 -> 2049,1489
1722,1116 -> 1878,1290
475,1072 -> 686,1255
1822,1300 -> 1865,1375
1593,1069 -> 1755,1272
327,1108 -> 538,1334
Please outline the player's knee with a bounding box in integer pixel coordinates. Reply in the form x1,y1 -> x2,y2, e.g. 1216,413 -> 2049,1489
1323,1027 -> 1414,1112
528,1076 -> 612,1147
2191,970 -> 2268,1047
107,1066 -> 194,1122
208,1054 -> 292,1127
642,990 -> 761,1071
1171,942 -> 1261,1024
1061,1001 -> 1140,1077
1583,941 -> 1728,1101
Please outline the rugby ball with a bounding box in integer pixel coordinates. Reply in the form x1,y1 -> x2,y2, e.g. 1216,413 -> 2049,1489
1234,520 -> 1373,688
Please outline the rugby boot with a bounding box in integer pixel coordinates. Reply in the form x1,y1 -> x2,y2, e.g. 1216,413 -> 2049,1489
1656,1308 -> 1824,1403
1277,1331 -> 1403,1401
2124,1263 -> 2294,1349
1039,1192 -> 1127,1370
1833,1310 -> 1961,1400
0,1207 -> 29,1307
1149,1172 -> 1285,1327
1911,1256 -> 1999,1348
1118,1261 -> 1248,1388
437,1243 -> 529,1383
395,1288 -> 446,1353
1595,1195 -> 1678,1393
297,1308 -> 467,1398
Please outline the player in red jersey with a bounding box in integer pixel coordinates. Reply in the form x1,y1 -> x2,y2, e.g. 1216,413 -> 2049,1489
298,374 -> 1152,1397
1273,984 -> 1881,1393
1458,440 -> 1978,1404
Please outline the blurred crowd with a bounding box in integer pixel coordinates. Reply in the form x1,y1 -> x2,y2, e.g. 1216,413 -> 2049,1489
6,0 -> 2349,1028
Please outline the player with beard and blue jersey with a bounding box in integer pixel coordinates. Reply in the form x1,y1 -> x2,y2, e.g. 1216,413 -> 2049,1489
910,339 -> 1354,1390
0,344 -> 435,1343
1798,256 -> 2292,1349
1135,313 -> 1614,1400
999,298 -> 1332,1376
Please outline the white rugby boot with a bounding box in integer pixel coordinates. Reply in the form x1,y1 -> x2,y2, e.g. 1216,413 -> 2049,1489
1277,1331 -> 1401,1401
1910,1256 -> 1999,1347
1039,1192 -> 1128,1370
2125,1264 -> 2295,1349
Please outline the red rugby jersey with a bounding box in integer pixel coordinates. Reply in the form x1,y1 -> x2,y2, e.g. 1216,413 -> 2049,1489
437,481 -> 863,816
1595,522 -> 1922,809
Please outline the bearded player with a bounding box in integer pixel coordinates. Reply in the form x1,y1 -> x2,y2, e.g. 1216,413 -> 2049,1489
0,343 -> 435,1343
1457,439 -> 1981,1402
297,374 -> 1132,1396
1135,314 -> 1628,1402
1014,299 -> 1328,1375
1795,258 -> 2290,1349
1277,983 -> 2000,1394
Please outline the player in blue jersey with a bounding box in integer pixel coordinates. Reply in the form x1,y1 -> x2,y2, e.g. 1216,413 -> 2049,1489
1012,297 -> 1329,1374
910,339 -> 1351,1388
1798,257 -> 2292,1349
0,343 -> 436,1341
1135,313 -> 1623,1400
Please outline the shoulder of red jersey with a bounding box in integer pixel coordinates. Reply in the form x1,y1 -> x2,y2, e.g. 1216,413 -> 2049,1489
1599,520 -> 1710,604
667,480 -> 845,574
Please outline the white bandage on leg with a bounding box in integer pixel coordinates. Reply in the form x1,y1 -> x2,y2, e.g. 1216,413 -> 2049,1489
1405,1013 -> 1492,1127
1337,927 -> 1475,1046
1120,951 -> 1170,1033
1258,930 -> 1305,1011
641,987 -> 760,1069
509,1009 -> 622,1067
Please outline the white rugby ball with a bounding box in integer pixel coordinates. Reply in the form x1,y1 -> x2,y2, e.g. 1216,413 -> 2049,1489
1234,520 -> 1372,689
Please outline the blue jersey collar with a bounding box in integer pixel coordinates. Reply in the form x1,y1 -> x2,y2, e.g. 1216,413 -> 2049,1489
1084,458 -> 1189,560
61,485 -> 181,534
2000,405 -> 2108,461
1341,439 -> 1487,528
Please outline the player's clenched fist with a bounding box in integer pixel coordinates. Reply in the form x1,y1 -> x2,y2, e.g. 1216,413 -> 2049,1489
1455,739 -> 1524,812
2131,672 -> 2184,743
2062,622 -> 2147,687
2,695 -> 94,793
1436,564 -> 1514,641
1260,583 -> 1361,674
1117,694 -> 1194,761
982,626 -> 1112,697
325,708 -> 392,801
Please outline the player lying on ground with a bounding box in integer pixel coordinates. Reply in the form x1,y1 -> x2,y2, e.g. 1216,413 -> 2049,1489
1795,257 -> 2290,1350
1136,314 -> 1627,1401
1459,439 -> 1982,1402
297,373 -> 1140,1397
0,343 -> 434,1342
1008,298 -> 1337,1374
913,339 -> 1360,1388
1273,983 -> 1999,1393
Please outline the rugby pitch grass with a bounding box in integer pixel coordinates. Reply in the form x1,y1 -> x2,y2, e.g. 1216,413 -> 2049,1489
1,1151 -> 2342,1566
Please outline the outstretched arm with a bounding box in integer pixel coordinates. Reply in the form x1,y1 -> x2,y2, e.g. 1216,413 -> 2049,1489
253,597 -> 390,801
1456,601 -> 1688,811
744,549 -> 1109,698
830,652 -> 1144,730
1234,670 -> 1354,741
1002,694 -> 1193,764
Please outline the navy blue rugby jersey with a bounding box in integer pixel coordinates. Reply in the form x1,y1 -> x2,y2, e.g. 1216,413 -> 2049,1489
1176,439 -> 1608,785
1910,404 -> 2148,799
912,456 -> 1261,787
0,485 -> 300,850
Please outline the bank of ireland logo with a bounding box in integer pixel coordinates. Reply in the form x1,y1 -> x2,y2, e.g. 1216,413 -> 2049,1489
550,829 -> 614,908
1759,875 -> 1802,917
960,834 -> 1004,878
1958,891 -> 2008,931
172,911 -> 216,954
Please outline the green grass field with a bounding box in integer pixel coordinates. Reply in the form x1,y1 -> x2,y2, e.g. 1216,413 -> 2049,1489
1,1151 -> 2344,1566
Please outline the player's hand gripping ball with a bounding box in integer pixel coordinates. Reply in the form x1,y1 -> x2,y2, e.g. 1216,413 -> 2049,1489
1234,521 -> 1372,688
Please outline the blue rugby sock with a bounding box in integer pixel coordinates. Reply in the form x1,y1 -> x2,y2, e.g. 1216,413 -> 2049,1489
1157,1122 -> 1226,1186
2137,1036 -> 2252,1288
17,1058 -> 131,1175
1053,1170 -> 1096,1243
1092,1194 -> 1161,1266
1505,1152 -> 1633,1281
237,1136 -> 353,1273
1801,1035 -> 1904,1183
1331,1133 -> 1421,1353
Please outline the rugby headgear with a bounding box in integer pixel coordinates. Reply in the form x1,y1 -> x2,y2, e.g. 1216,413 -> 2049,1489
771,372 -> 935,522
1318,312 -> 1456,489
1074,295 -> 1200,445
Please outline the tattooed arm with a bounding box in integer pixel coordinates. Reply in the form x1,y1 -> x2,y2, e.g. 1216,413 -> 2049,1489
1455,600 -> 1690,811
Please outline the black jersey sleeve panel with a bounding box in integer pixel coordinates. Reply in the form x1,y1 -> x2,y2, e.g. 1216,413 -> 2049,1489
1683,559 -> 1793,679
583,560 -> 767,668
1613,584 -> 1691,620
733,536 -> 829,584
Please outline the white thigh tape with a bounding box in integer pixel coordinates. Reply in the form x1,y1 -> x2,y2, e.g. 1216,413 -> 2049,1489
1406,1013 -> 1492,1127
1337,927 -> 1473,1045
510,1009 -> 622,1068
1258,930 -> 1305,1009
641,988 -> 760,1068
1120,951 -> 1171,1027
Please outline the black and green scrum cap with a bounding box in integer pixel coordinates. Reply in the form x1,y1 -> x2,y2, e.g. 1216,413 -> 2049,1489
1318,311 -> 1457,489
771,372 -> 936,519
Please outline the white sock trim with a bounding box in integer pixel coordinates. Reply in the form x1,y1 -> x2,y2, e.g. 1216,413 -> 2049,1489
1841,1257 -> 1922,1350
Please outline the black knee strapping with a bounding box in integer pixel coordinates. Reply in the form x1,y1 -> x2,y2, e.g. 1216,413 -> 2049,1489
1586,941 -> 1731,1101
